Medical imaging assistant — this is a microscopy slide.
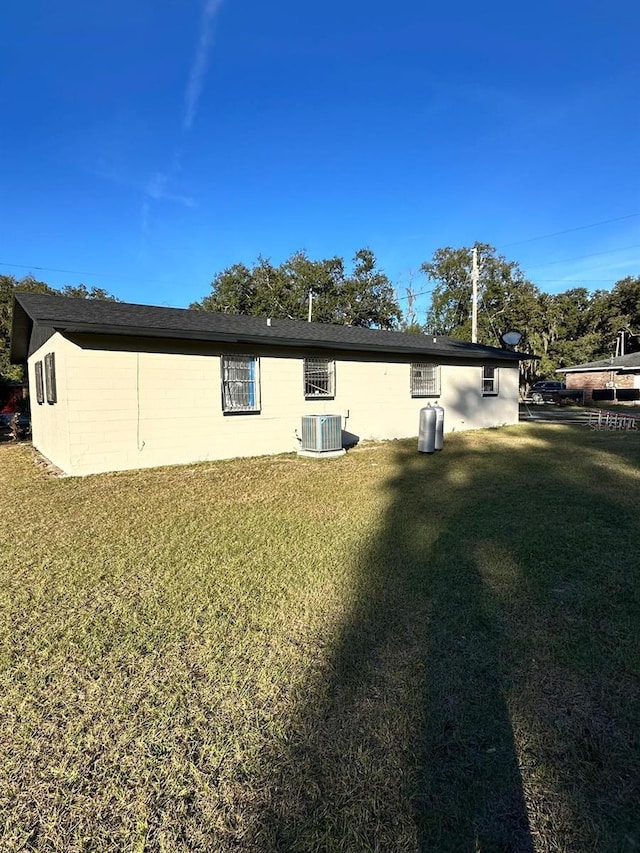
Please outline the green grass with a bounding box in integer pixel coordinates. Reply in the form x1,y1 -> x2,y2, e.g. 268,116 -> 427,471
1,426 -> 639,852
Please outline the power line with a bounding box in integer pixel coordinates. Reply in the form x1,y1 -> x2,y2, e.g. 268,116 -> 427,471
498,213 -> 640,249
396,286 -> 436,301
532,279 -> 620,282
0,260 -> 126,279
526,244 -> 640,269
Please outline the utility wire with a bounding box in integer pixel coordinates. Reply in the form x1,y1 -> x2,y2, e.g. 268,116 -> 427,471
4,211 -> 639,294
526,244 -> 640,269
498,212 -> 640,249
0,260 -> 126,279
396,286 -> 436,301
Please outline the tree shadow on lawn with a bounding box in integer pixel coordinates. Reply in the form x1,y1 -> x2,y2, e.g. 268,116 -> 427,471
249,425 -> 640,852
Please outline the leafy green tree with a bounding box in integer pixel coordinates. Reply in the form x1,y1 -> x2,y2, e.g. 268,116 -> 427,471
1,275 -> 55,383
422,244 -> 640,386
192,263 -> 257,315
337,248 -> 401,328
421,244 -> 546,386
193,248 -> 401,329
596,276 -> 640,354
1,275 -> 119,384
60,284 -> 121,302
541,288 -> 602,371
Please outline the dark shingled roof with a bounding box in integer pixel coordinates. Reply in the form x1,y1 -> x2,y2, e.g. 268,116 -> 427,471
11,292 -> 533,363
557,351 -> 640,373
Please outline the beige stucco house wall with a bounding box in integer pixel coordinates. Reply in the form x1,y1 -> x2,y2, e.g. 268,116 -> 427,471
28,332 -> 519,476
28,333 -> 73,474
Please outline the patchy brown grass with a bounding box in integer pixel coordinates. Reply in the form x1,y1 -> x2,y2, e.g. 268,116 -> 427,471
1,425 -> 639,851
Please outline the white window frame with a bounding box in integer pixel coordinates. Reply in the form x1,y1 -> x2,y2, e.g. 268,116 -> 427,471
411,363 -> 440,397
221,354 -> 260,413
482,365 -> 499,396
304,358 -> 335,399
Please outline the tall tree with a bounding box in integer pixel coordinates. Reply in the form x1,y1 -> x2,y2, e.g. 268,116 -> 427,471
422,244 -> 558,388
422,244 -> 640,384
597,276 -> 640,354
422,242 -> 542,346
1,275 -> 55,383
1,275 -> 119,384
192,248 -> 401,329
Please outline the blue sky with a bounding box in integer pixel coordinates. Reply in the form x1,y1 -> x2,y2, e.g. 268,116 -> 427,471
2,0 -> 639,321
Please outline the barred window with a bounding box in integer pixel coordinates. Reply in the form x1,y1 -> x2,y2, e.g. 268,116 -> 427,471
44,353 -> 57,404
304,358 -> 335,398
35,360 -> 45,404
411,363 -> 440,397
221,355 -> 260,413
482,365 -> 499,395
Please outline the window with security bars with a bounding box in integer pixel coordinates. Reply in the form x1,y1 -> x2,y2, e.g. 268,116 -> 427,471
44,353 -> 57,404
411,363 -> 440,397
221,355 -> 260,412
304,358 -> 335,398
482,365 -> 499,395
35,360 -> 45,404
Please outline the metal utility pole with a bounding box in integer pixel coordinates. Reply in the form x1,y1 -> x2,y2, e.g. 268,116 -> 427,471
471,246 -> 479,343
307,290 -> 313,322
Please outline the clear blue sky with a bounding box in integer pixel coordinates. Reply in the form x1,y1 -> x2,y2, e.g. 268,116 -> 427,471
2,0 -> 639,321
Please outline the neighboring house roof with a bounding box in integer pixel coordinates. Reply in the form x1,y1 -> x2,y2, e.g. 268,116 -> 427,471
11,292 -> 534,364
557,352 -> 640,374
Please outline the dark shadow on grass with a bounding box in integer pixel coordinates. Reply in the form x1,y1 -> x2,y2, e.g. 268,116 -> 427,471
254,424 -> 640,851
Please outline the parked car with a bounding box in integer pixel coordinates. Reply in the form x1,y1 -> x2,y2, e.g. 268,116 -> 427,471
529,381 -> 566,404
0,412 -> 31,438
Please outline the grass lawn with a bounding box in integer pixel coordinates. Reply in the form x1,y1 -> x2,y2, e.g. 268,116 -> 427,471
1,426 -> 639,852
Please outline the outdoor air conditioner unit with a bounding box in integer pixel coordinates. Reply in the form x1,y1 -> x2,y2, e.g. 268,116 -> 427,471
301,414 -> 342,452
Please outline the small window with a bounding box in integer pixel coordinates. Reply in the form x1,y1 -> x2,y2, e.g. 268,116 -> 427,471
411,363 -> 440,397
44,353 -> 57,404
482,365 -> 499,396
304,358 -> 335,398
34,361 -> 45,405
221,354 -> 260,413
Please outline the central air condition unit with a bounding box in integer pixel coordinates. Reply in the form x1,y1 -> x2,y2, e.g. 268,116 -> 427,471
301,414 -> 342,452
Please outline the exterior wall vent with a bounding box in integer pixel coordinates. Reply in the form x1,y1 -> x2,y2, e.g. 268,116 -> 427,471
301,414 -> 342,452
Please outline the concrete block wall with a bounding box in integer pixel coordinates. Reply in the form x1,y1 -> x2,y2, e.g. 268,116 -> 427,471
29,333 -> 520,475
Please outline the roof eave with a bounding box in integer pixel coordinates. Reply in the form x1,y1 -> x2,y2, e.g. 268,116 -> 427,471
60,322 -> 529,360
9,298 -> 31,364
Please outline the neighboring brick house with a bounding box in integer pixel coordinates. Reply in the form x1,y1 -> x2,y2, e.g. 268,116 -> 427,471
558,352 -> 640,404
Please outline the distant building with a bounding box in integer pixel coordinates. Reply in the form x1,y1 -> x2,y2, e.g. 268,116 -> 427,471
558,352 -> 640,404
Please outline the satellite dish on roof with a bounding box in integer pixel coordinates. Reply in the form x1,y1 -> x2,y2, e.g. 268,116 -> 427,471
502,331 -> 522,346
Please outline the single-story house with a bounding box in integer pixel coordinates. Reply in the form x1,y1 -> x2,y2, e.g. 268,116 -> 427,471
11,292 -> 532,476
558,352 -> 640,404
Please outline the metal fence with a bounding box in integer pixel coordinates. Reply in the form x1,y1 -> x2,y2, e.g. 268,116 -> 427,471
587,410 -> 640,431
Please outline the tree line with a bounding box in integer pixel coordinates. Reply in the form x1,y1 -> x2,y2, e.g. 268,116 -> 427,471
0,275 -> 119,388
2,244 -> 639,392
420,243 -> 640,387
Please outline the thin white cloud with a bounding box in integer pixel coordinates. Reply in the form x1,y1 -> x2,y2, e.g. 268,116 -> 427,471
184,0 -> 224,131
146,172 -> 195,208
